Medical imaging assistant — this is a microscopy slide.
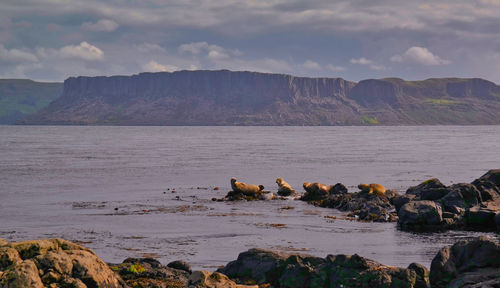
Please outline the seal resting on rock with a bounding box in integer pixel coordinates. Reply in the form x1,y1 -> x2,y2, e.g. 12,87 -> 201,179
276,178 -> 295,196
301,182 -> 331,201
358,183 -> 386,196
231,178 -> 264,196
303,182 -> 330,194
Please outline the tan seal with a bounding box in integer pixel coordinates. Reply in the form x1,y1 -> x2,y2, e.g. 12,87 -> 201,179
231,178 -> 264,195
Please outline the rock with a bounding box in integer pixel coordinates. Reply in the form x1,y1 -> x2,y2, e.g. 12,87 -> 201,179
112,257 -> 189,288
440,183 -> 482,214
219,248 -> 429,288
393,194 -> 416,213
474,169 -> 500,187
385,189 -> 399,200
223,190 -> 273,201
329,183 -> 348,195
0,247 -> 22,270
430,236 -> 500,288
465,207 -> 497,230
321,191 -> 398,222
0,238 -> 125,288
0,259 -> 44,288
188,270 -> 258,288
398,200 -> 444,231
168,260 -> 192,274
472,178 -> 500,207
408,263 -> 430,288
406,178 -> 447,197
0,239 -> 7,247
496,213 -> 500,230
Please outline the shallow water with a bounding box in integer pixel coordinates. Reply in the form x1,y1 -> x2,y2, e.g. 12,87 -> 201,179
0,125 -> 499,269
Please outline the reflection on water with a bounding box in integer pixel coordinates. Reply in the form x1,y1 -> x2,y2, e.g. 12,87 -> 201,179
0,125 -> 499,269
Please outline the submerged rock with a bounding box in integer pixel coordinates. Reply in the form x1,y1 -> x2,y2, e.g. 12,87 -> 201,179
0,238 -> 125,288
430,237 -> 500,288
218,248 -> 429,288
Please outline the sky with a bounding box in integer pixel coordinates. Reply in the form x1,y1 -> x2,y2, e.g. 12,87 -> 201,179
0,0 -> 499,83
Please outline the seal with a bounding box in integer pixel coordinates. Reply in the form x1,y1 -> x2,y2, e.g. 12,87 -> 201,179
303,182 -> 330,199
358,183 -> 386,196
231,177 -> 264,196
276,178 -> 295,196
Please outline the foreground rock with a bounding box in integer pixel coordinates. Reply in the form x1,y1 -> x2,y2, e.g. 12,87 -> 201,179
109,257 -> 190,288
301,182 -> 399,222
218,248 -> 429,288
0,238 -> 125,288
189,271 -> 258,288
430,236 -> 500,288
396,170 -> 500,231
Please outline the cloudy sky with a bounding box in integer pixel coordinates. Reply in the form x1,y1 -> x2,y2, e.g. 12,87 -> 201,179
1,0 -> 499,83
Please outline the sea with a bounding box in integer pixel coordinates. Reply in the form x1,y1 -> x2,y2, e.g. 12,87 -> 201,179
0,125 -> 499,269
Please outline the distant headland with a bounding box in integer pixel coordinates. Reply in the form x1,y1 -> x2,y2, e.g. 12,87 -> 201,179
2,70 -> 500,125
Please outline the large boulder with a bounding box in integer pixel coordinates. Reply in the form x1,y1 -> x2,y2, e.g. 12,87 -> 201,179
473,169 -> 500,187
393,194 -> 416,213
398,200 -> 444,231
440,183 -> 482,215
465,207 -> 498,230
0,238 -> 125,288
430,237 -> 500,288
218,248 -> 429,288
406,178 -> 448,199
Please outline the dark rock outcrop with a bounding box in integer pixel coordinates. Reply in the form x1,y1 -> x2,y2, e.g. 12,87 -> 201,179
218,248 -> 429,288
301,183 -> 398,222
110,257 -> 190,288
430,237 -> 500,288
21,71 -> 500,125
397,170 -> 500,232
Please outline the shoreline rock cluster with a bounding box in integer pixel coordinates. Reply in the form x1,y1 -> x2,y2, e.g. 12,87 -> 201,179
396,170 -> 500,232
217,170 -> 500,231
1,237 -> 499,287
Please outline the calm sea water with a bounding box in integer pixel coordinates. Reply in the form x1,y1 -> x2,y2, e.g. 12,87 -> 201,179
0,126 -> 499,269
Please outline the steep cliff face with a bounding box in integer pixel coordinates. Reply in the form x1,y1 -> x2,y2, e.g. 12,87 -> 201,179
22,70 -> 500,125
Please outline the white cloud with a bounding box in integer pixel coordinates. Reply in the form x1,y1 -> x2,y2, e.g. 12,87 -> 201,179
207,49 -> 229,60
350,57 -> 386,70
137,43 -> 166,53
60,42 -> 104,61
326,64 -> 345,72
178,42 -> 209,54
350,57 -> 373,65
369,64 -> 386,71
303,60 -> 321,70
81,19 -> 119,32
178,41 -> 240,62
391,46 -> 450,66
0,44 -> 39,63
142,60 -> 178,72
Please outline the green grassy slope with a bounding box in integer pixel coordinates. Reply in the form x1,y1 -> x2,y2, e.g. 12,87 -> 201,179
0,79 -> 62,124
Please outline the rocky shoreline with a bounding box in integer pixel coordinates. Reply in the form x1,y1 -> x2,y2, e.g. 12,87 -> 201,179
218,170 -> 500,232
1,237 -> 499,287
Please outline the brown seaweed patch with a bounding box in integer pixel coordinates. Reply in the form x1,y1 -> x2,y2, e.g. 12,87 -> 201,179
254,223 -> 287,229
